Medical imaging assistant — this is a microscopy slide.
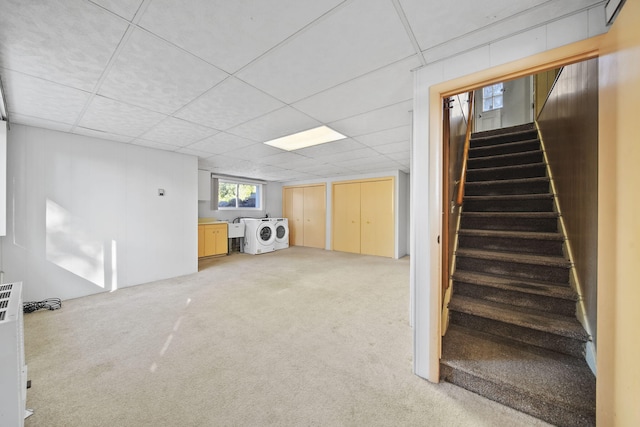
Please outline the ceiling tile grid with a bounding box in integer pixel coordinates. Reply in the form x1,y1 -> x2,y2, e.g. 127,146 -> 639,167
0,0 -> 607,181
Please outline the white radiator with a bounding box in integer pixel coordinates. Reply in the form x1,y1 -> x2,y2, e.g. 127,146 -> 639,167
0,282 -> 29,427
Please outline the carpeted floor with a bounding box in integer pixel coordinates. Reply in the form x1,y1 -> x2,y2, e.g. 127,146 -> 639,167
23,247 -> 550,426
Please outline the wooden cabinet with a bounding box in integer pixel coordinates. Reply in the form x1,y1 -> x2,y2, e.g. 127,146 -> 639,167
283,184 -> 326,249
332,177 -> 394,258
198,223 -> 228,257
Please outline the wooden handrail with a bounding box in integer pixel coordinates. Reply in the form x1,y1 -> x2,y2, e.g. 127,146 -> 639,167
456,91 -> 474,206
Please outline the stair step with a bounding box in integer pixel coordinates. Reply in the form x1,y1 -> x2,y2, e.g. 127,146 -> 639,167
466,163 -> 547,181
457,229 -> 564,256
469,138 -> 541,158
441,325 -> 595,427
471,128 -> 539,148
460,212 -> 559,232
464,177 -> 549,196
453,270 -> 576,316
463,193 -> 555,213
449,295 -> 587,340
455,248 -> 571,283
468,150 -> 544,169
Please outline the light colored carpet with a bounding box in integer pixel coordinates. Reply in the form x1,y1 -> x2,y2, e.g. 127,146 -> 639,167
23,247 -> 550,426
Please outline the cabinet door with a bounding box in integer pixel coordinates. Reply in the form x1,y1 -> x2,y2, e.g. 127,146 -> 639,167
303,185 -> 326,249
198,226 -> 205,257
203,226 -> 217,256
214,224 -> 228,255
332,182 -> 361,253
361,179 -> 394,257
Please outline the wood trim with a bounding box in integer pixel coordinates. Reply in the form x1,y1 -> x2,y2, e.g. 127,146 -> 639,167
331,176 -> 395,186
455,91 -> 474,206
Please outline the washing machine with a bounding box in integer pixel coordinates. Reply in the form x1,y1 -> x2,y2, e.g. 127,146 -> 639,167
271,218 -> 289,250
241,218 -> 276,255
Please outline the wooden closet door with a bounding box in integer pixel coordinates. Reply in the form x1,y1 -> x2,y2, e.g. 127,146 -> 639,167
360,179 -> 394,257
303,185 -> 326,249
332,182 -> 361,253
285,187 -> 304,246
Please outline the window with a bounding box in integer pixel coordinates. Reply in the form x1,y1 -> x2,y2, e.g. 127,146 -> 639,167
482,83 -> 504,111
217,180 -> 262,210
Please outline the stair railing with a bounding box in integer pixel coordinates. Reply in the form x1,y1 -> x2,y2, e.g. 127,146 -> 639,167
456,91 -> 475,206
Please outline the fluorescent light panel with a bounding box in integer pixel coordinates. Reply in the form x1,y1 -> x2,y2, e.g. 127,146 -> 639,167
264,125 -> 346,151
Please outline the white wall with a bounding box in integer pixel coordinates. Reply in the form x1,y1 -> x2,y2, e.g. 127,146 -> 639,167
283,169 -> 410,258
0,121 -> 6,237
0,125 -> 198,301
411,7 -> 607,381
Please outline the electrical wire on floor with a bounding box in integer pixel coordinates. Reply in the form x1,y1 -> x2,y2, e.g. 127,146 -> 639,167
23,298 -> 62,313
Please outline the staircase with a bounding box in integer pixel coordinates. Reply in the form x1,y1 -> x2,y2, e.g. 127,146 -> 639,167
441,123 -> 596,426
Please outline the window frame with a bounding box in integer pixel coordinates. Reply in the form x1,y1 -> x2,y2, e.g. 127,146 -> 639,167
215,179 -> 263,211
482,82 -> 504,112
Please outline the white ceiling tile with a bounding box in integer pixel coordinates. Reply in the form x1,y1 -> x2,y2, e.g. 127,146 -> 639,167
399,0 -> 549,50
90,0 -> 144,20
330,100 -> 413,137
298,164 -> 355,175
79,95 -> 167,137
386,151 -> 410,162
0,0 -> 127,91
314,147 -> 379,164
373,140 -> 409,155
226,107 -> 321,142
8,114 -> 72,133
138,0 -> 345,73
138,117 -> 218,147
293,56 -> 420,123
224,143 -> 283,161
236,0 -> 415,103
98,28 -> 227,114
257,152 -> 309,166
2,70 -> 90,125
73,127 -> 133,143
175,77 -> 284,130
186,133 -> 256,155
130,138 -> 182,151
174,147 -> 215,160
334,155 -> 393,168
355,125 -> 411,147
294,138 -> 366,157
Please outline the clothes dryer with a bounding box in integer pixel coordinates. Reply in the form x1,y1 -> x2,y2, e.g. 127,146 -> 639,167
271,218 -> 289,250
241,218 -> 276,255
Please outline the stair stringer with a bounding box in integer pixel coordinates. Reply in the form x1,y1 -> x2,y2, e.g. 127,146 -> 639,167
535,121 -> 596,375
441,202 -> 463,337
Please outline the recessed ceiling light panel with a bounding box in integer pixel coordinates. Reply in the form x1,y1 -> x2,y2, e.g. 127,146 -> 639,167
264,125 -> 346,151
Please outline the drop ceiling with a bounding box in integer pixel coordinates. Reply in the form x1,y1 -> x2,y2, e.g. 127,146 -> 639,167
0,0 -> 605,182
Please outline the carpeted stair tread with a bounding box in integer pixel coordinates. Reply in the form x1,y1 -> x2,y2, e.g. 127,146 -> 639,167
468,139 -> 541,158
463,193 -> 554,201
458,229 -> 564,242
471,128 -> 539,147
461,212 -> 558,220
465,163 -> 547,181
465,176 -> 549,187
467,150 -> 543,169
441,325 -> 595,425
452,270 -> 577,300
456,248 -> 570,268
448,295 -> 588,341
471,122 -> 535,139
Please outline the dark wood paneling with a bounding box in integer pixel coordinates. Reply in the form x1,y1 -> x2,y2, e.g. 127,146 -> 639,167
538,58 -> 598,345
